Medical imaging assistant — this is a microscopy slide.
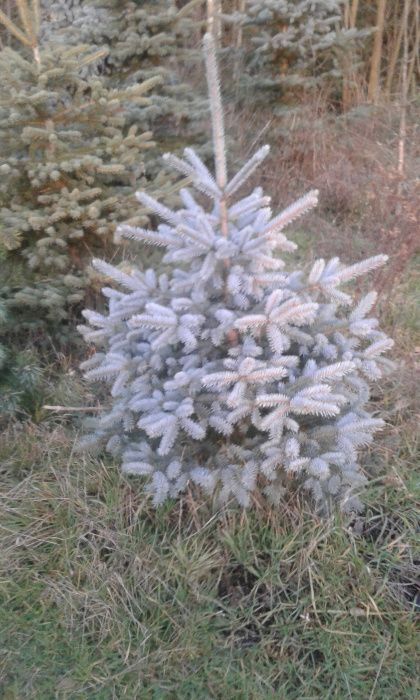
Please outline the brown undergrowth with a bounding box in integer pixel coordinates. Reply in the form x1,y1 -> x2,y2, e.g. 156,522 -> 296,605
225,97 -> 419,297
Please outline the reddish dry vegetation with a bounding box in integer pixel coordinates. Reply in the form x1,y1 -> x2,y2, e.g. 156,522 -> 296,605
227,99 -> 419,298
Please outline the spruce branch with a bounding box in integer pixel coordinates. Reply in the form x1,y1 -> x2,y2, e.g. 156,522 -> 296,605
226,145 -> 270,197
31,0 -> 40,36
0,7 -> 32,47
264,190 -> 319,237
0,0 -> 41,62
16,0 -> 35,41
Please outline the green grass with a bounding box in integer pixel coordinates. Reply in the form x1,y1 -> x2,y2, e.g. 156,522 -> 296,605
1,221 -> 419,700
0,373 -> 418,700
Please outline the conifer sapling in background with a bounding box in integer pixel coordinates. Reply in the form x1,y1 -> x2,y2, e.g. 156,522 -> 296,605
0,0 -> 161,327
226,0 -> 369,104
79,33 -> 394,513
43,0 -> 209,165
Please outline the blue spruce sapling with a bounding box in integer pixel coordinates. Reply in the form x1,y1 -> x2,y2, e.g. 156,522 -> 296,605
79,34 -> 393,513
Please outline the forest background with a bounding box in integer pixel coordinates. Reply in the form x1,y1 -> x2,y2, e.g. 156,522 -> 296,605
0,1 -> 418,698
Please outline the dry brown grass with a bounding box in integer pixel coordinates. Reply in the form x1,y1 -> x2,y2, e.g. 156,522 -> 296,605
223,97 -> 419,298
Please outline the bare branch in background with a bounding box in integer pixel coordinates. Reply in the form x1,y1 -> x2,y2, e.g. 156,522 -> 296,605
396,0 -> 410,209
368,0 -> 387,104
206,0 -> 222,46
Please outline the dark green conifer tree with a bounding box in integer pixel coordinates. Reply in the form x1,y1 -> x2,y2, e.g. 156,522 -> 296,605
0,1 -> 164,330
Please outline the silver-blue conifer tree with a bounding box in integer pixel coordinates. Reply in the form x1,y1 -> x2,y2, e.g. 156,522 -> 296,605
79,34 -> 393,513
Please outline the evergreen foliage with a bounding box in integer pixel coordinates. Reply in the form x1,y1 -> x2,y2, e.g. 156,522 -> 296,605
228,0 -> 368,101
44,0 -> 207,152
0,300 -> 42,419
0,2 -> 162,325
79,34 -> 394,513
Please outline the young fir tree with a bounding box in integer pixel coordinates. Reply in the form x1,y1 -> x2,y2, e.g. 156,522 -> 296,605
79,34 -> 393,513
227,0 -> 368,104
0,1 -> 161,327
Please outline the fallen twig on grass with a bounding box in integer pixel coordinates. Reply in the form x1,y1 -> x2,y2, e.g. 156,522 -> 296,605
43,405 -> 104,412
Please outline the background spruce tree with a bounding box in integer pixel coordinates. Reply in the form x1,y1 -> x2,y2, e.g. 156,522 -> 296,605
79,33 -> 393,513
0,0 -> 165,331
43,0 -> 208,156
224,0 -> 369,107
